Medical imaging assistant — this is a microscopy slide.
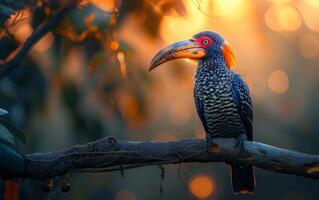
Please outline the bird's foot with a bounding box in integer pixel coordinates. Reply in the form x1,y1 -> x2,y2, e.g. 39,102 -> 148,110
235,134 -> 247,155
206,135 -> 217,153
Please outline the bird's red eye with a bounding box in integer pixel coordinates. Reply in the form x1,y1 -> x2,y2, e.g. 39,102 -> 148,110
203,40 -> 209,45
196,36 -> 213,47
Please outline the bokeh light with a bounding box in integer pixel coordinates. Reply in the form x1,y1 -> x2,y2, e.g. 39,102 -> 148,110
299,1 -> 319,32
12,23 -> 33,43
110,40 -> 120,51
213,0 -> 248,20
90,0 -> 115,12
33,32 -> 54,52
265,5 -> 302,32
267,70 -> 289,94
61,48 -> 85,84
117,51 -> 128,78
278,6 -> 302,31
264,6 -> 282,32
189,175 -> 214,199
115,189 -> 136,200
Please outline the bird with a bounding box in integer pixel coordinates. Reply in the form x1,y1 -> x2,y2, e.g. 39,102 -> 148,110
149,31 -> 255,194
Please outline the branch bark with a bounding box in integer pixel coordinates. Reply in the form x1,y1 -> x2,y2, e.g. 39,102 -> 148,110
20,137 -> 319,181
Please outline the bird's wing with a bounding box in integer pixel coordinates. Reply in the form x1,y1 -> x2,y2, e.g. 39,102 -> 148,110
194,95 -> 209,133
231,73 -> 253,140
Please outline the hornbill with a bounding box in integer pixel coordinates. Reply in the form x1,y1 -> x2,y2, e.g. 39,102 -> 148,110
149,31 -> 255,194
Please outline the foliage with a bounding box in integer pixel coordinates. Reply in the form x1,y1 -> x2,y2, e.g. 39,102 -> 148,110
0,108 -> 24,178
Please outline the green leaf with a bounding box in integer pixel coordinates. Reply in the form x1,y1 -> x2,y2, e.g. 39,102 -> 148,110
0,119 -> 25,144
0,125 -> 15,147
0,143 -> 24,173
0,108 -> 8,116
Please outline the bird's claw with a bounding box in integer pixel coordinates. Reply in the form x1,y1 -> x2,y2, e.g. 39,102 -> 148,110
235,134 -> 247,155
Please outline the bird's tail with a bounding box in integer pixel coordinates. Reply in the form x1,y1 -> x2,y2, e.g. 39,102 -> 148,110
230,162 -> 255,195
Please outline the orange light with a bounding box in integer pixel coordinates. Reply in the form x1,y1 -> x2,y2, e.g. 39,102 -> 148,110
90,0 -> 115,12
4,181 -> 20,200
110,40 -> 120,51
118,94 -> 136,115
189,175 -> 214,199
84,13 -> 96,26
115,189 -> 136,200
13,23 -> 33,43
267,70 -> 289,94
61,48 -> 85,84
33,32 -> 54,52
117,94 -> 145,128
44,6 -> 51,16
117,51 -> 127,78
194,130 -> 205,139
307,167 -> 319,174
14,24 -> 54,52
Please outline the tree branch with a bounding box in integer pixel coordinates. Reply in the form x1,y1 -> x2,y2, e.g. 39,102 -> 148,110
18,137 -> 319,181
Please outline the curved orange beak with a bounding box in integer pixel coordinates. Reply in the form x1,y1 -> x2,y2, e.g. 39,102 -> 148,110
149,39 -> 206,71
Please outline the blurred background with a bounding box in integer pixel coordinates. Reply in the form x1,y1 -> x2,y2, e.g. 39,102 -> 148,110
0,0 -> 319,199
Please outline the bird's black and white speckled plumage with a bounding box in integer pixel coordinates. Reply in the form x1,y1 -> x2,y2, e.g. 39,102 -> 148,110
194,44 -> 253,141
192,31 -> 254,194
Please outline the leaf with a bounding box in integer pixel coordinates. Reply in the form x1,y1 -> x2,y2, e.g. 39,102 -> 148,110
0,125 -> 15,147
0,119 -> 25,144
0,108 -> 8,116
0,143 -> 24,173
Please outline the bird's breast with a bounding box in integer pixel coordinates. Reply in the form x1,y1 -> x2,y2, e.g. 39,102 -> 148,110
194,69 -> 243,138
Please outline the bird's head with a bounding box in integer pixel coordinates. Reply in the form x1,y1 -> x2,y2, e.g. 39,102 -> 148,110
149,31 -> 236,71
